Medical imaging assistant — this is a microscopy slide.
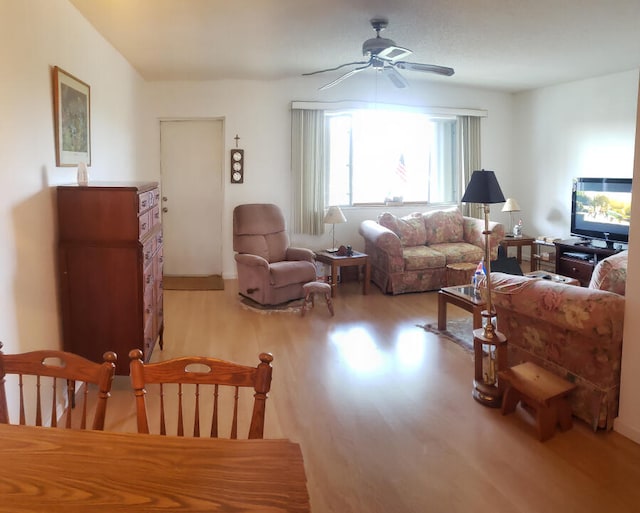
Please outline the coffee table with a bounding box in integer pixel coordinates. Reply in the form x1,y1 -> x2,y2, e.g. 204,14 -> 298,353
525,270 -> 580,286
438,285 -> 486,331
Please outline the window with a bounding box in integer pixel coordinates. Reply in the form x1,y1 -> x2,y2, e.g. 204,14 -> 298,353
326,108 -> 458,206
290,102 -> 483,235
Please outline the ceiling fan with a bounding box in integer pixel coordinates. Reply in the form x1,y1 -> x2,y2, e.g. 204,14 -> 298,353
303,18 -> 455,91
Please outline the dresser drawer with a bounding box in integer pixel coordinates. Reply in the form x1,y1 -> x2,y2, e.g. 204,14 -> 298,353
143,315 -> 155,362
558,257 -> 594,285
139,210 -> 152,240
151,205 -> 161,228
138,189 -> 157,214
143,263 -> 154,289
143,238 -> 155,268
143,280 -> 154,326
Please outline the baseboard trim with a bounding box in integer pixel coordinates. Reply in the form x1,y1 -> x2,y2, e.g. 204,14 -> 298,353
613,417 -> 640,444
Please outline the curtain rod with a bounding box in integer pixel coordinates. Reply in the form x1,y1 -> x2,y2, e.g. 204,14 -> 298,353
291,100 -> 488,117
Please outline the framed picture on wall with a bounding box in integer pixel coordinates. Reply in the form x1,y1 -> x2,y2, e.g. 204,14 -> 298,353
53,66 -> 91,167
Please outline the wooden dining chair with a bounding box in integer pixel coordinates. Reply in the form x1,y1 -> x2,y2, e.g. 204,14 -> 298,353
129,349 -> 273,439
0,342 -> 117,430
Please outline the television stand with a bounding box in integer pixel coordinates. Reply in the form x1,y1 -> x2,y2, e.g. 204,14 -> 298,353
554,239 -> 618,286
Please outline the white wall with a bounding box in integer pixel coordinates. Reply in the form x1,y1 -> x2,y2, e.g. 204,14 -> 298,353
616,76 -> 640,442
512,71 -> 640,442
145,75 -> 513,278
512,71 -> 638,239
0,0 -> 148,366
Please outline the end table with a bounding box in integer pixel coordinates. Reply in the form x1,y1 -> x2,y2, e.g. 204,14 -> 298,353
315,250 -> 370,297
500,235 -> 535,264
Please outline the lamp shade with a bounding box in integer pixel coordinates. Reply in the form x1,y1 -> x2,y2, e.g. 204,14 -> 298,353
461,169 -> 506,204
323,206 -> 347,224
501,198 -> 521,213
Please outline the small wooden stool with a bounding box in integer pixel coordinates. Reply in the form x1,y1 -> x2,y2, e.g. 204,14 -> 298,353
498,362 -> 577,441
301,282 -> 334,317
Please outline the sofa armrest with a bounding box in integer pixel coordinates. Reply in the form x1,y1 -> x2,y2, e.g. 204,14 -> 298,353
489,271 -> 624,430
235,253 -> 269,270
359,220 -> 402,257
463,216 -> 505,260
286,247 -> 315,262
490,272 -> 625,336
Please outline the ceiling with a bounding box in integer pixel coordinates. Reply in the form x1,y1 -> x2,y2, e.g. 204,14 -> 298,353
69,0 -> 640,93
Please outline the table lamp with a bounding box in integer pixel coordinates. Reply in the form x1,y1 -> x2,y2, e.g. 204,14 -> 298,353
324,206 -> 347,252
501,198 -> 521,237
461,169 -> 508,407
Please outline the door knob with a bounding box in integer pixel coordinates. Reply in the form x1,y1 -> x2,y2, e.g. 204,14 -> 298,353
162,207 -> 168,213
162,196 -> 168,202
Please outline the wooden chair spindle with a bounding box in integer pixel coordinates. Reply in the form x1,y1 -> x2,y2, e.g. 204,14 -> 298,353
36,375 -> 43,427
159,383 -> 166,436
65,379 -> 74,428
18,374 -> 26,425
210,384 -> 218,438
231,386 -> 239,439
193,383 -> 200,437
177,383 -> 184,437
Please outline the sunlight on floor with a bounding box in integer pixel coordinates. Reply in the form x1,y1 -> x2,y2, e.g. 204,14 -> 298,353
329,325 -> 428,375
394,330 -> 426,371
330,327 -> 384,374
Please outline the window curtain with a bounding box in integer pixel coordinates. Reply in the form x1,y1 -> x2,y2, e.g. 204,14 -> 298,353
458,115 -> 483,218
291,109 -> 325,235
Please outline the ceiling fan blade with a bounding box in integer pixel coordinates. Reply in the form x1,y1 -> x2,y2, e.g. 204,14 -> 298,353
377,45 -> 412,62
318,64 -> 371,91
395,61 -> 455,76
383,66 -> 408,88
302,60 -> 369,77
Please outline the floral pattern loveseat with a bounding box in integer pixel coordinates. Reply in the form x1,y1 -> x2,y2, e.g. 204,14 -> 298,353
491,271 -> 625,430
359,207 -> 505,294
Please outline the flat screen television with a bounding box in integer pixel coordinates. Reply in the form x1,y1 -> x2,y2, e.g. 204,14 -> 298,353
570,177 -> 632,248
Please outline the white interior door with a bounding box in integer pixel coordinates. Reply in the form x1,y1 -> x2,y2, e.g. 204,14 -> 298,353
160,119 -> 223,276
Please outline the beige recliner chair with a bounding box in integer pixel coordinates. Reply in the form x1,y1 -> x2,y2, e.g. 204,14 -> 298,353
233,204 -> 316,305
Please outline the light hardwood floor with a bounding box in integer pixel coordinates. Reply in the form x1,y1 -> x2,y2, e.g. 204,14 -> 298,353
105,279 -> 640,513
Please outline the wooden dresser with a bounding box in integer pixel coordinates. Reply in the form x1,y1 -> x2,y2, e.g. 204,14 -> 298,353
57,182 -> 163,375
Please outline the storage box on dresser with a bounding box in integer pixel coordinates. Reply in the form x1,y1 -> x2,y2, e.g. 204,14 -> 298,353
57,182 -> 163,375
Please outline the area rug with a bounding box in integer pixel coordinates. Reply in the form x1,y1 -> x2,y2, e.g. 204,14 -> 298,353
163,275 -> 224,291
418,317 -> 474,354
239,296 -> 305,314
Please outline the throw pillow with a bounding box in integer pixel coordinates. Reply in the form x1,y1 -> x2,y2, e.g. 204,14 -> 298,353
378,212 -> 400,235
396,213 -> 427,246
589,250 -> 627,296
378,212 -> 427,246
423,208 -> 464,244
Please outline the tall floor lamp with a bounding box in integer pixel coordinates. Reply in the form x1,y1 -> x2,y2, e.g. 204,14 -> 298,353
461,169 -> 508,407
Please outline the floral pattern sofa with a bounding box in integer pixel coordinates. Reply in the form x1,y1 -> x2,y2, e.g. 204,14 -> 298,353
490,268 -> 626,430
588,249 -> 628,295
359,207 -> 505,294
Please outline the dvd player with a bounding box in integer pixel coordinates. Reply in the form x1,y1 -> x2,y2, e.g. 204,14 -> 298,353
564,251 -> 591,261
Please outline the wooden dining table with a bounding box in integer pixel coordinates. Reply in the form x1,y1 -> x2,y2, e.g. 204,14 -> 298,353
0,423 -> 311,512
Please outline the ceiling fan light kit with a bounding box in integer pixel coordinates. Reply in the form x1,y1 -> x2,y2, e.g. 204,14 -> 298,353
303,17 -> 454,90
